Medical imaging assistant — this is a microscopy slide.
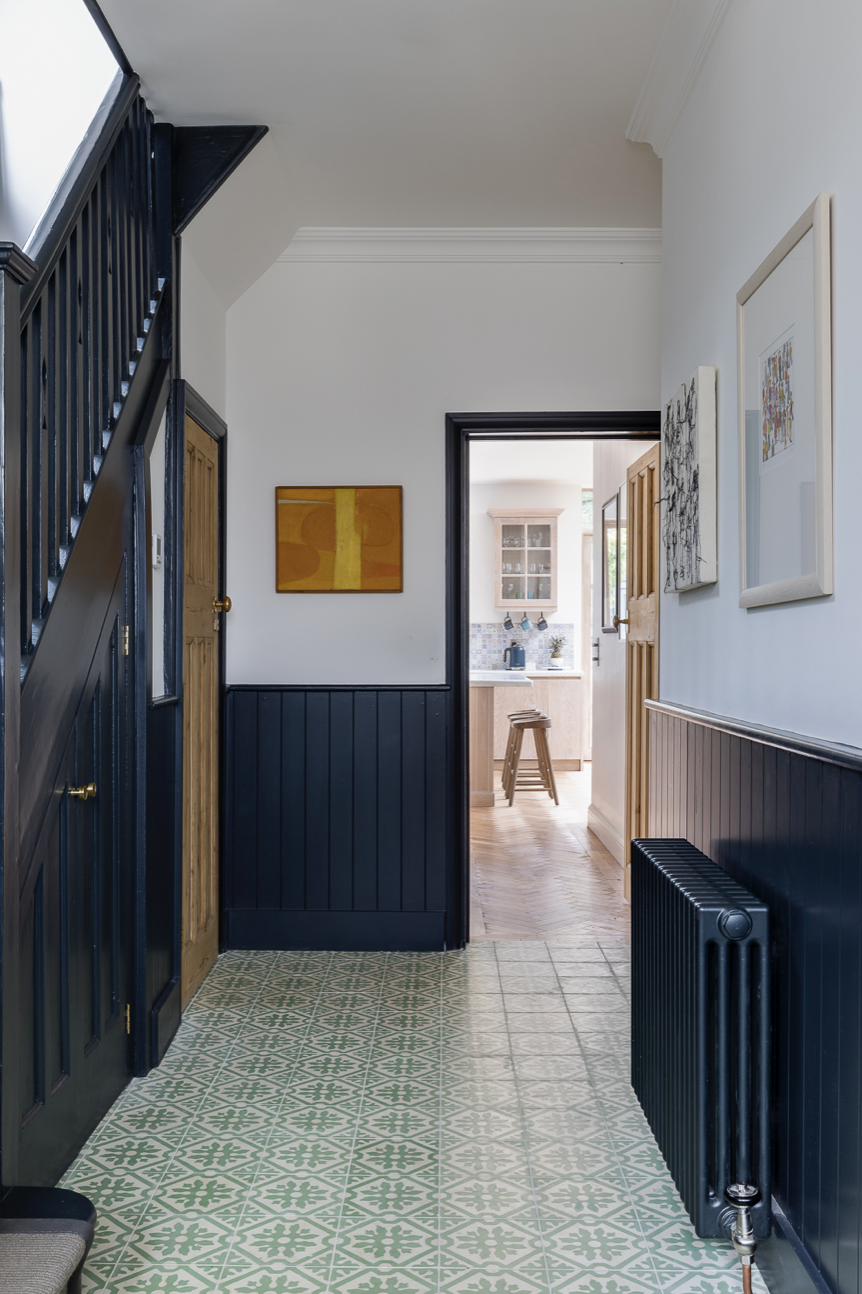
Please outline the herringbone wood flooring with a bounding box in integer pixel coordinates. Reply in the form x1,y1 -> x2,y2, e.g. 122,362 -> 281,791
470,765 -> 630,941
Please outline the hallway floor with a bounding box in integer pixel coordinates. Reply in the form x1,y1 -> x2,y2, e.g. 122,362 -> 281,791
470,769 -> 629,941
63,945 -> 766,1294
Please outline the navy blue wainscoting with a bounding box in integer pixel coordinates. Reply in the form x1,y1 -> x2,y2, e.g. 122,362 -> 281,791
648,701 -> 861,1294
223,686 -> 452,951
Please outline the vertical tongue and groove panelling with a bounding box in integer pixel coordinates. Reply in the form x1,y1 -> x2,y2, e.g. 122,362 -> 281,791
19,94 -> 157,678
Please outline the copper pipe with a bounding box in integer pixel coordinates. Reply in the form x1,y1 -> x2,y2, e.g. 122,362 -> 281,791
742,1264 -> 752,1294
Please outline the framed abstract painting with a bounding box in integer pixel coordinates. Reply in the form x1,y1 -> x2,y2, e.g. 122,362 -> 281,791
662,365 -> 717,592
737,193 -> 832,608
275,486 -> 403,592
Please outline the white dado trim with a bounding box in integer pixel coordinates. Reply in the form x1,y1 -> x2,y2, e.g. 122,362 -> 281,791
626,0 -> 731,158
587,803 -> 625,868
278,227 -> 662,264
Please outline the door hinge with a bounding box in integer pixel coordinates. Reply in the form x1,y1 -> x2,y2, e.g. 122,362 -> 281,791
122,625 -> 130,657
124,1004 -> 131,1034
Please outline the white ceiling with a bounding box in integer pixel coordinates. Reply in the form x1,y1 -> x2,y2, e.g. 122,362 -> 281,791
470,440 -> 593,487
100,0 -> 670,231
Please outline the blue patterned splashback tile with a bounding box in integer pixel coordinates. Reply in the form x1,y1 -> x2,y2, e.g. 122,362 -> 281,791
470,622 -> 576,670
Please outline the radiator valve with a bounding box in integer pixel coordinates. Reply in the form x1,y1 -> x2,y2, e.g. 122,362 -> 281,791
723,1184 -> 760,1292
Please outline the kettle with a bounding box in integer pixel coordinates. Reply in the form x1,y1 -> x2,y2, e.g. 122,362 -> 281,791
503,640 -> 526,671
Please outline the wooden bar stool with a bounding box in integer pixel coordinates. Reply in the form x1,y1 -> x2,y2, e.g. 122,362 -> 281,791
505,715 -> 559,806
501,709 -> 546,799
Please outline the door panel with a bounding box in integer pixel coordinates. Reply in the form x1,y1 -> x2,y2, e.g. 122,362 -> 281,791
17,560 -> 131,1185
182,417 -> 220,1006
624,445 -> 660,902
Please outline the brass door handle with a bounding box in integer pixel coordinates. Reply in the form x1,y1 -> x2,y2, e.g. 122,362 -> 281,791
613,615 -> 629,629
213,596 -> 232,613
69,783 -> 97,801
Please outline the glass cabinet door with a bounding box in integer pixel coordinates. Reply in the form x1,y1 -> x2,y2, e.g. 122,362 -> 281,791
527,524 -> 551,548
494,513 -> 559,609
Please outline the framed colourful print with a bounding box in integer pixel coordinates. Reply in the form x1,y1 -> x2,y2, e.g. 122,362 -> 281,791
737,193 -> 832,608
275,486 -> 403,592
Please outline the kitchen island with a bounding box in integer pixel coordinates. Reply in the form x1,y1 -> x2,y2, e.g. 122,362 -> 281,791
469,671 -> 534,807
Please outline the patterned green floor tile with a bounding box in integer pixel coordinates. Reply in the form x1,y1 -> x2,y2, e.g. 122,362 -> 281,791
329,1270 -> 439,1294
440,1176 -> 536,1218
219,1269 -> 331,1294
124,1212 -> 237,1264
440,1269 -> 549,1294
58,945 -> 741,1294
233,1215 -> 338,1264
337,1216 -> 437,1265
441,1217 -> 546,1266
341,1175 -> 439,1218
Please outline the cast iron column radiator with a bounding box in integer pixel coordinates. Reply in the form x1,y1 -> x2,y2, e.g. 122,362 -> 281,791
631,839 -> 771,1238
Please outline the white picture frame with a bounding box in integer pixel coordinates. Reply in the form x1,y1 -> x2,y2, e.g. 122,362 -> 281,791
662,365 -> 717,592
737,193 -> 832,609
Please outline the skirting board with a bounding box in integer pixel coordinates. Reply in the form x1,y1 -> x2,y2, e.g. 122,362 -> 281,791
150,976 -> 181,1067
756,1199 -> 832,1294
225,910 -> 446,952
586,804 -> 624,865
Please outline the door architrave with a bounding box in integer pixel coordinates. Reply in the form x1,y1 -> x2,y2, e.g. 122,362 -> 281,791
445,412 -> 660,948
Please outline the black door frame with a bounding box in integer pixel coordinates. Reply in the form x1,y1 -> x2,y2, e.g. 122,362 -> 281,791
145,381 -> 227,1067
445,411 -> 661,948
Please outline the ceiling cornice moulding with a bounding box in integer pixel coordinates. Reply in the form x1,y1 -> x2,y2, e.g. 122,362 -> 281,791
278,227 -> 662,264
626,0 -> 731,158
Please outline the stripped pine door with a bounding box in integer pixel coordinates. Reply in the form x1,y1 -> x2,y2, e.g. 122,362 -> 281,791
182,417 -> 220,1005
623,444 -> 660,902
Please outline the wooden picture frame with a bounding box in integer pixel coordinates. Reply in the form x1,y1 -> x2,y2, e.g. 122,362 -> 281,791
737,193 -> 832,608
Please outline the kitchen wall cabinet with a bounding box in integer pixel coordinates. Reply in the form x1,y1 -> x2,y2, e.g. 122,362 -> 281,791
488,509 -> 563,611
492,674 -> 582,768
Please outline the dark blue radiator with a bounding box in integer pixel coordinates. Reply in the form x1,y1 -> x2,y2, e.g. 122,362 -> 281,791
631,839 -> 771,1238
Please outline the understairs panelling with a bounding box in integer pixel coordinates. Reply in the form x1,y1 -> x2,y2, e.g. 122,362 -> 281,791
224,686 -> 451,950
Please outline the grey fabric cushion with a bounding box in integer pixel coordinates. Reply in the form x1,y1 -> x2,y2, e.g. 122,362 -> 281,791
0,1230 -> 86,1293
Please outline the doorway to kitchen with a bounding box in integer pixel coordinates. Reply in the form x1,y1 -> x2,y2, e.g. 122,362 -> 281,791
445,413 -> 660,945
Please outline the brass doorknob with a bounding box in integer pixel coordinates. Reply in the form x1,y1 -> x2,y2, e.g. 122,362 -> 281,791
69,783 -> 97,801
213,596 -> 232,613
613,615 -> 629,629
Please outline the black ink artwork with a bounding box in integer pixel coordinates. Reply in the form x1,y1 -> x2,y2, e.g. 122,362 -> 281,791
662,376 -> 700,591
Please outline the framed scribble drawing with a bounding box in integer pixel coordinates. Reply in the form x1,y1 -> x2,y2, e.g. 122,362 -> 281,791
275,487 -> 403,592
737,193 -> 832,608
662,365 -> 717,592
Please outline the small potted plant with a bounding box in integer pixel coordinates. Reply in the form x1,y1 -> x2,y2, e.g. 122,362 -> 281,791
548,634 -> 566,669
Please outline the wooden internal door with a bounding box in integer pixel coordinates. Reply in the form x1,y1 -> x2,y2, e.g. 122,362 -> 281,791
182,417 -> 221,1005
623,445 -> 660,901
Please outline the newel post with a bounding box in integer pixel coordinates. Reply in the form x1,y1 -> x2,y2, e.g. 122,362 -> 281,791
0,244 -> 36,1184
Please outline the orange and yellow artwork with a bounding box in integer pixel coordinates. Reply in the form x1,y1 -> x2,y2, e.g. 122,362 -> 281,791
275,486 -> 403,592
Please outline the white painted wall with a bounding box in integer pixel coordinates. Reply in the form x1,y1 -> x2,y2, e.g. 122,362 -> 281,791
659,0 -> 862,747
469,481 -> 586,647
588,439 -> 650,863
0,0 -> 117,246
181,246 -> 227,419
226,257 -> 660,684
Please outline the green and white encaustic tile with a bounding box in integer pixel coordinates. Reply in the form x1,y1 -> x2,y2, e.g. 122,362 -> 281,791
60,943 -> 768,1294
